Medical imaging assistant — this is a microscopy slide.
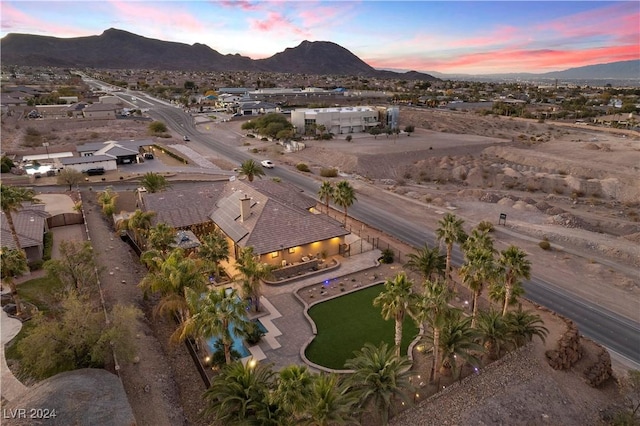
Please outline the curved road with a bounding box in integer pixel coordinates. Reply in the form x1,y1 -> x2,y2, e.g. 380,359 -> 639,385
90,83 -> 640,367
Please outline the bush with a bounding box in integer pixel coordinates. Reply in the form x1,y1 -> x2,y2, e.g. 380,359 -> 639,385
346,135 -> 353,142
296,163 -> 311,172
148,121 -> 167,133
43,232 -> 53,261
1,155 -> 15,173
379,248 -> 395,264
320,168 -> 338,178
477,220 -> 494,232
539,238 -> 551,250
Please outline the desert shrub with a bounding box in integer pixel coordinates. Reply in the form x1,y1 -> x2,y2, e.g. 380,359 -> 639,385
246,133 -> 255,138
1,156 -> 15,173
477,221 -> 494,232
43,232 -> 54,261
251,148 -> 259,154
346,135 -> 353,142
539,238 -> 551,250
379,248 -> 395,264
320,168 -> 338,178
296,163 -> 311,172
148,121 -> 167,133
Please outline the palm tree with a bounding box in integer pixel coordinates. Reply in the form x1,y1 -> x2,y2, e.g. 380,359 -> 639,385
318,181 -> 334,214
438,310 -> 483,379
139,172 -> 170,193
204,360 -> 275,423
435,213 -> 467,289
476,309 -> 510,361
196,230 -> 229,280
344,342 -> 413,426
404,243 -> 446,282
459,230 -> 496,328
1,184 -> 40,251
117,209 -> 155,248
176,287 -> 250,364
373,273 -> 416,357
333,180 -> 357,225
496,246 -> 531,316
236,246 -> 274,313
146,223 -> 175,253
413,279 -> 452,384
505,309 -> 548,348
303,373 -> 357,426
139,249 -> 207,324
275,365 -> 314,420
238,159 -> 265,182
96,187 -> 118,216
0,247 -> 29,316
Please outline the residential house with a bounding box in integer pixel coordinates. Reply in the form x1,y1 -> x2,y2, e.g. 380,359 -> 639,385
0,203 -> 49,263
82,102 -> 117,119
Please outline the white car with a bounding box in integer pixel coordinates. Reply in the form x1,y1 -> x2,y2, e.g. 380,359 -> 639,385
261,160 -> 274,169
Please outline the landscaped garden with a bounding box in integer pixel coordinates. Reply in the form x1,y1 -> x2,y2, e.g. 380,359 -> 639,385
305,283 -> 419,369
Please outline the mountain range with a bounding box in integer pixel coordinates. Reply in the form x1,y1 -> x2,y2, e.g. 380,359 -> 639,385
1,28 -> 638,82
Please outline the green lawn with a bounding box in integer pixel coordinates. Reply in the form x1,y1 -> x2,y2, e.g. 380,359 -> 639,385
305,284 -> 419,369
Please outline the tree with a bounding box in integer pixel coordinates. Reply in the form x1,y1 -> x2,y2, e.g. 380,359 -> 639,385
238,159 -> 265,182
203,360 -> 274,423
117,209 -> 155,248
17,291 -> 141,379
496,246 -> 531,316
460,229 -> 496,327
505,309 -> 548,348
333,180 -> 357,225
145,223 -> 175,254
404,243 -> 446,282
304,373 -> 357,426
140,172 -> 170,193
175,287 -> 250,364
435,213 -> 467,290
0,247 -> 29,316
318,181 -> 334,215
438,310 -> 483,379
1,184 -> 40,251
476,309 -> 510,360
345,342 -> 413,426
236,246 -> 274,313
44,240 -> 99,293
196,230 -> 229,280
56,168 -> 83,191
413,280 -> 452,384
148,120 -> 167,133
373,273 -> 416,357
96,187 -> 118,216
275,365 -> 314,420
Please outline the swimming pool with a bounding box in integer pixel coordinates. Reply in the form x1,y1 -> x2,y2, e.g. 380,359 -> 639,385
206,319 -> 267,358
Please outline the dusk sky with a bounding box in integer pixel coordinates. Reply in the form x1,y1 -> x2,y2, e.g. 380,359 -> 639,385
1,1 -> 638,75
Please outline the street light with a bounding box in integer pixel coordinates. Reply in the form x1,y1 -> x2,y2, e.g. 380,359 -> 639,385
42,142 -> 50,160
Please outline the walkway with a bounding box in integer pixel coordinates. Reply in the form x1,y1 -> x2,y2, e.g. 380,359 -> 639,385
255,249 -> 381,370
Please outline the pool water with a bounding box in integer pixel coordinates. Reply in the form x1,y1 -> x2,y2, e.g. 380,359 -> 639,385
206,319 -> 267,358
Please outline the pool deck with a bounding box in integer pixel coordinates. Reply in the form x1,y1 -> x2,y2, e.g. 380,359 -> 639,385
249,249 -> 382,371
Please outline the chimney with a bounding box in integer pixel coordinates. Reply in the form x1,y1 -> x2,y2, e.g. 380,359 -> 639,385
240,194 -> 251,222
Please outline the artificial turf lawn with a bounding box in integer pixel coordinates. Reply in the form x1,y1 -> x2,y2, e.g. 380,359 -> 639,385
305,284 -> 419,369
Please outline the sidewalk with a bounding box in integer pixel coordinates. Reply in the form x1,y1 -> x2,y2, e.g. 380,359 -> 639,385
1,303 -> 28,402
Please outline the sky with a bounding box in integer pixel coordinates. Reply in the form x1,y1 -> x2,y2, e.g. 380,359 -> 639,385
1,1 -> 638,75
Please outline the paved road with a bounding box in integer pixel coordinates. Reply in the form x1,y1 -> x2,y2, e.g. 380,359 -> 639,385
82,82 -> 640,367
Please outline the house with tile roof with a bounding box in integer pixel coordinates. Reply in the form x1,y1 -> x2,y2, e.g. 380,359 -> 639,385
139,179 -> 348,267
0,203 -> 49,263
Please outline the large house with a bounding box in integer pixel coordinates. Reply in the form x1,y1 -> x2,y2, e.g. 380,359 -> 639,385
139,179 -> 349,267
60,139 -> 153,172
0,203 -> 49,263
290,106 -> 399,135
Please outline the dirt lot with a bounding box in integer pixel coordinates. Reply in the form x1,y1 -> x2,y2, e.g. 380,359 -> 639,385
4,107 -> 639,424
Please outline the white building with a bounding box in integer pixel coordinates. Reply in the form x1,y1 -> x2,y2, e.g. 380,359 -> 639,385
290,106 -> 380,135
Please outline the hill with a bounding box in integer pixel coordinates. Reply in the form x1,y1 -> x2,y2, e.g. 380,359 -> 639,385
0,28 -> 437,81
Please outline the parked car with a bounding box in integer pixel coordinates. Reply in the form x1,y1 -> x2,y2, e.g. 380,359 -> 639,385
144,153 -> 154,160
85,168 -> 105,176
261,160 -> 274,169
183,135 -> 190,141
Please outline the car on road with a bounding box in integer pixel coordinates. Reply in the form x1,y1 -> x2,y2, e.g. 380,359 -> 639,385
183,135 -> 190,141
261,160 -> 274,169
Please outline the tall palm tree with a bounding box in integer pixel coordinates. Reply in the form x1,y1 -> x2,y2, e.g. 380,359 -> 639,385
438,310 -> 483,379
373,273 -> 416,357
238,159 -> 265,182
303,373 -> 357,426
146,223 -> 175,253
96,186 -> 118,216
496,246 -> 531,316
0,184 -> 40,251
459,243 -> 495,327
413,279 -> 452,384
275,365 -> 314,420
476,309 -> 510,361
404,243 -> 446,282
435,213 -> 467,289
139,249 -> 207,324
236,246 -> 274,313
196,230 -> 229,280
505,309 -> 548,348
317,181 -> 334,214
333,180 -> 357,225
344,342 -> 413,426
176,287 -> 250,364
117,209 -> 155,247
139,172 -> 170,193
204,360 -> 275,423
0,247 -> 29,316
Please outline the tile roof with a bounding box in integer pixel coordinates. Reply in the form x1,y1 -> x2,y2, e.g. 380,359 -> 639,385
0,204 -> 48,250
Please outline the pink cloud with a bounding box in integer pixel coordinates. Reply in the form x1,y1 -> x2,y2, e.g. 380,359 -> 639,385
217,0 -> 261,11
108,1 -> 206,36
249,11 -> 309,37
1,3 -> 87,37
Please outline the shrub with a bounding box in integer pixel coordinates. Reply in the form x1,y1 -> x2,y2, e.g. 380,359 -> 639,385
43,232 -> 54,261
296,163 -> 311,172
1,155 -> 15,173
379,248 -> 395,264
539,238 -> 551,250
346,135 -> 353,142
320,168 -> 338,178
477,220 -> 494,232
148,121 -> 167,133
246,133 -> 255,138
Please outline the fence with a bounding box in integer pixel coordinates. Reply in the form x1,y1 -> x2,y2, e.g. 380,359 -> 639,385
47,212 -> 84,228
